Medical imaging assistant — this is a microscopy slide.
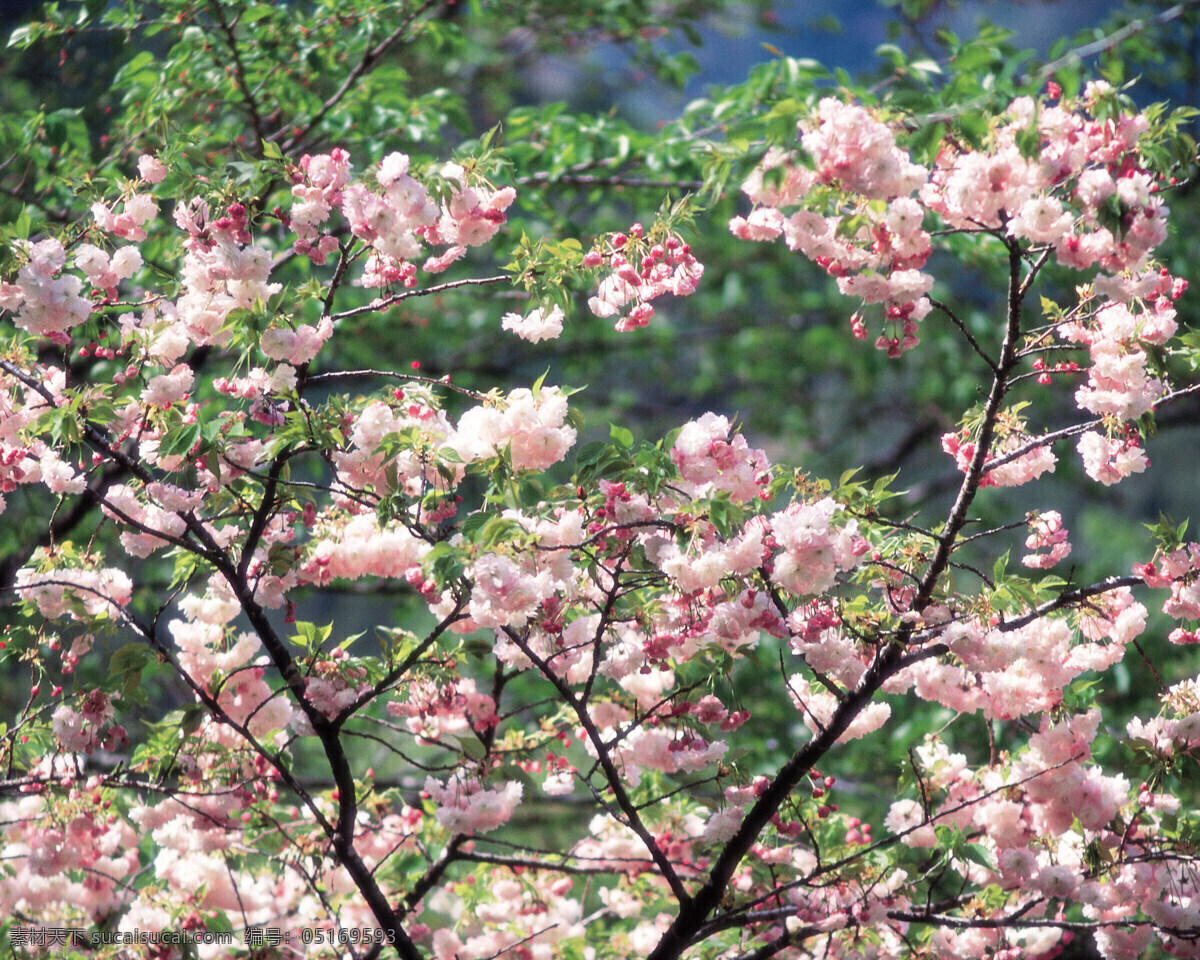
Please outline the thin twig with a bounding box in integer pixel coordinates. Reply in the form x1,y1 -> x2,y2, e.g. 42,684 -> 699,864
1029,1 -> 1200,84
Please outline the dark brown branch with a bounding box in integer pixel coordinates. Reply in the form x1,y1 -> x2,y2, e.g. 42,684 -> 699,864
207,0 -> 268,148
1029,1 -> 1200,83
278,0 -> 441,154
646,238 -> 1033,960
329,274 -> 510,322
502,625 -> 693,906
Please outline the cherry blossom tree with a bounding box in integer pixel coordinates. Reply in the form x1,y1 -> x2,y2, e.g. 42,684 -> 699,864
2,2 -> 1200,960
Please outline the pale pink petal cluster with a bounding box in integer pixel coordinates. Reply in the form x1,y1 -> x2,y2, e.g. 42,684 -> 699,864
445,386 -> 576,471
926,613 -> 1139,721
500,304 -> 565,342
801,98 -> 927,200
731,100 -> 932,354
671,412 -> 771,503
16,559 -> 133,620
140,362 -> 194,407
0,795 -> 140,921
298,513 -> 431,585
601,726 -> 728,786
172,199 -> 282,348
942,426 -> 1056,489
92,192 -> 157,241
1077,430 -> 1148,486
1022,510 -> 1071,568
260,315 -> 334,366
1138,542 -> 1200,625
769,497 -> 867,597
585,223 -> 704,331
387,676 -> 497,743
51,690 -> 117,753
424,771 -> 523,835
0,239 -> 91,341
73,242 -> 142,294
468,552 -> 554,629
290,147 -> 352,245
136,153 -> 167,184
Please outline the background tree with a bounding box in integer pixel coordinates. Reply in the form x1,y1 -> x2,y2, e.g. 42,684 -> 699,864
1,2 -> 1199,959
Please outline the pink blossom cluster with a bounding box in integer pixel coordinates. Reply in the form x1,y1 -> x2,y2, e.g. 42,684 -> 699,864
423,770 -> 523,835
769,497 -> 868,597
430,867 -> 586,960
260,315 -> 333,367
467,551 -> 555,629
922,86 -> 1167,272
941,418 -> 1057,489
444,386 -> 577,471
118,788 -> 346,941
585,221 -> 704,331
0,793 -> 140,924
801,98 -> 929,201
0,371 -> 87,514
883,712 -> 1200,959
171,197 -> 282,350
1064,300 -> 1174,419
73,242 -> 142,299
730,101 -> 934,354
330,391 -> 458,503
91,190 -> 157,242
1136,541 -> 1200,634
289,148 -> 353,249
1128,677 -> 1200,760
298,513 -> 431,586
15,555 -> 133,621
670,412 -> 771,503
500,303 -> 565,342
731,86 -> 1180,369
921,599 -> 1145,720
0,239 -> 92,341
386,676 -> 497,743
1058,285 -> 1182,484
51,689 -> 125,754
136,152 -> 167,184
292,150 -> 515,282
592,724 -> 728,787
1077,428 -> 1148,486
1022,510 -> 1071,568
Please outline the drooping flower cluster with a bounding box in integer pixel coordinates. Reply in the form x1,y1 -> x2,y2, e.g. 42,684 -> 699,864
1022,510 -> 1071,568
293,151 -> 515,284
585,221 -> 704,331
730,100 -> 934,354
423,770 -> 523,835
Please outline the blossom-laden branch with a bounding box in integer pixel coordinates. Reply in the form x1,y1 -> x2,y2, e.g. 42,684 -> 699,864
4,38 -> 1200,960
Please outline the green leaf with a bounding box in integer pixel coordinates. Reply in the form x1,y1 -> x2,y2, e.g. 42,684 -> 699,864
460,738 -> 487,760
179,704 -> 206,739
110,644 -> 153,676
205,911 -> 234,935
610,424 -> 634,450
159,422 -> 201,460
962,843 -> 996,870
239,4 -> 273,24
